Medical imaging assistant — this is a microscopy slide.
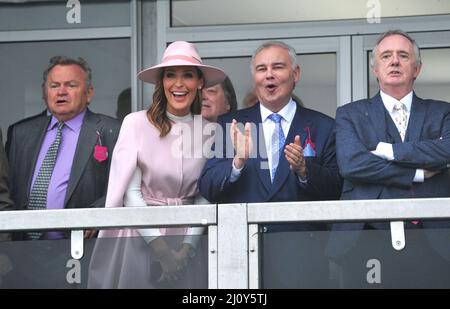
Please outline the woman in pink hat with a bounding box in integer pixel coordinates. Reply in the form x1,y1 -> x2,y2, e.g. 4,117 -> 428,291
88,41 -> 226,288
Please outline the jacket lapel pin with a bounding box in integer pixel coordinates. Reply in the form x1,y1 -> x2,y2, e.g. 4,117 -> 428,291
303,126 -> 316,157
94,130 -> 108,163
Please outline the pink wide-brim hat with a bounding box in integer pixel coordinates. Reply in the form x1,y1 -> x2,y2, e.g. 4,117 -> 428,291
137,41 -> 227,88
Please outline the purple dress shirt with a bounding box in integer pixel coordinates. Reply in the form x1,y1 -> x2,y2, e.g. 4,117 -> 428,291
31,109 -> 86,239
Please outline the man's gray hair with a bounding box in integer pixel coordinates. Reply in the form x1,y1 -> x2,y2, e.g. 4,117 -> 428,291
42,56 -> 92,91
251,41 -> 298,73
370,30 -> 422,68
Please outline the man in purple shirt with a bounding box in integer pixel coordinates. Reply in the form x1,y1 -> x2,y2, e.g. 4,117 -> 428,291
6,56 -> 120,241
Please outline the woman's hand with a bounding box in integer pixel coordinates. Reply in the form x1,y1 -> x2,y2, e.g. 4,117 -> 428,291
150,237 -> 181,282
173,243 -> 194,269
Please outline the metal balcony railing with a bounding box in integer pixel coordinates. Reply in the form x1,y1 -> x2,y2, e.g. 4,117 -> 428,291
1,198 -> 450,288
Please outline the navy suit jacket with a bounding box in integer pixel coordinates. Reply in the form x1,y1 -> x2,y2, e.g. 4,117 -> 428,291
327,93 -> 450,259
337,92 -> 450,200
199,102 -> 342,208
0,129 -> 13,212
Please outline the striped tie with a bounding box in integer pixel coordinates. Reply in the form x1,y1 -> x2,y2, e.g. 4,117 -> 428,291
268,113 -> 285,182
26,122 -> 64,240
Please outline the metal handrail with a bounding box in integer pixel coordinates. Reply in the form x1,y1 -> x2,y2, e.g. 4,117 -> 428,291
0,204 -> 217,232
247,198 -> 450,223
2,198 -> 450,289
2,198 -> 450,232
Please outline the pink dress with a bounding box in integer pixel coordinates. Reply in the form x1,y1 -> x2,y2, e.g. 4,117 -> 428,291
88,110 -> 212,288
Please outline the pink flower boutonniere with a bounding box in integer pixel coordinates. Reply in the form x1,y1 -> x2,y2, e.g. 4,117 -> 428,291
94,130 -> 108,163
303,126 -> 316,157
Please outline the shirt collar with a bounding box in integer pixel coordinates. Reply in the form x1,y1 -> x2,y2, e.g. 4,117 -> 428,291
48,109 -> 87,132
260,98 -> 297,123
380,90 -> 413,113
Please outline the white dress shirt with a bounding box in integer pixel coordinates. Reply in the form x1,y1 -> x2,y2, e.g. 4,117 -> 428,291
381,90 -> 412,132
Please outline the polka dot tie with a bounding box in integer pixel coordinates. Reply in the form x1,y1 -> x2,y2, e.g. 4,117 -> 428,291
393,102 -> 408,141
26,122 -> 64,240
268,113 -> 285,183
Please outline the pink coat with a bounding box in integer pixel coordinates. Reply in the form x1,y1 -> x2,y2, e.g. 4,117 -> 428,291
88,111 -> 212,288
99,110 -> 210,238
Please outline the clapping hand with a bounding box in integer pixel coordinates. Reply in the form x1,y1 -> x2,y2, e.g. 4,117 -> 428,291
230,119 -> 253,169
284,135 -> 307,178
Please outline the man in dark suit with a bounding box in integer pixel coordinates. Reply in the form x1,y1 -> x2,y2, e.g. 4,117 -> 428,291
2,56 -> 121,288
199,41 -> 342,287
0,130 -> 13,242
0,130 -> 13,284
6,56 -> 120,240
0,131 -> 13,213
328,30 -> 450,287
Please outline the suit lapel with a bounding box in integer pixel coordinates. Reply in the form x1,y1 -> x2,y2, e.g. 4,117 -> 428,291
269,103 -> 309,198
64,110 -> 100,206
27,113 -> 51,195
367,93 -> 388,142
247,104 -> 271,194
285,104 -> 309,149
406,94 -> 427,142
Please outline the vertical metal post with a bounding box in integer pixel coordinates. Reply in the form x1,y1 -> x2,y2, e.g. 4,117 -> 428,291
248,223 -> 260,288
208,225 -> 218,289
217,203 -> 248,288
70,230 -> 84,260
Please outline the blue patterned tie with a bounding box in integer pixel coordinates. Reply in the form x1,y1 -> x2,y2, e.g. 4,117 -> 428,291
268,113 -> 285,182
26,122 -> 64,240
